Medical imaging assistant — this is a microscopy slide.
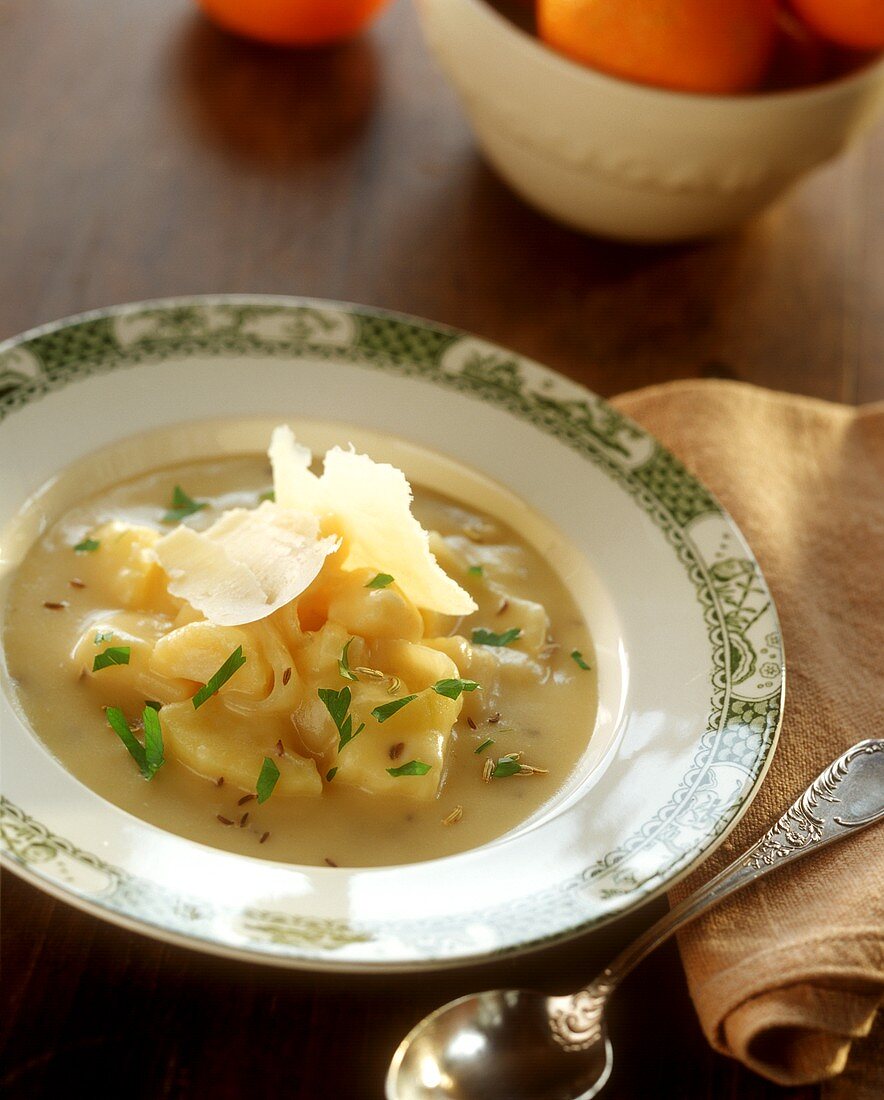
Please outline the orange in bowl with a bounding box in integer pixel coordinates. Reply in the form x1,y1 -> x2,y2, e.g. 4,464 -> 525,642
195,0 -> 392,47
536,0 -> 778,94
789,0 -> 884,50
414,0 -> 884,240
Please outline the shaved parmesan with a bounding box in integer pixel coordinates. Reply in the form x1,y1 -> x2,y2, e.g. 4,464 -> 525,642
269,426 -> 476,617
268,426 -> 324,513
154,501 -> 339,626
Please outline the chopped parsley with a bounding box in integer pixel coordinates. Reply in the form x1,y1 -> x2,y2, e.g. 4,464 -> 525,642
256,757 -> 280,803
142,706 -> 164,775
318,685 -> 365,751
387,760 -> 432,777
192,646 -> 246,709
92,645 -> 131,672
326,767 -> 338,782
467,565 -> 484,576
365,573 -> 394,589
162,485 -> 207,523
94,630 -> 113,645
371,695 -> 417,723
74,538 -> 100,553
474,738 -> 495,755
106,704 -> 164,780
258,489 -> 275,502
472,627 -> 521,648
338,638 -> 358,682
570,650 -> 592,670
492,754 -> 522,778
433,678 -> 480,700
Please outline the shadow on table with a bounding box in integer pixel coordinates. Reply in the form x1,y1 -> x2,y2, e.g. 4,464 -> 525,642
359,148 -> 768,394
167,15 -> 379,171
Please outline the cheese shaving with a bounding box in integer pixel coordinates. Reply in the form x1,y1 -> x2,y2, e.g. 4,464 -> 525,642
154,501 -> 339,626
269,426 -> 477,617
267,428 -> 324,513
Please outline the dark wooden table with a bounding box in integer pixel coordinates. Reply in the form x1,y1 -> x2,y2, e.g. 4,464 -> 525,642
1,2 -> 881,1098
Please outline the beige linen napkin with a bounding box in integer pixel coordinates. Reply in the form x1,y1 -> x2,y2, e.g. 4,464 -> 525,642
610,380 -> 884,1091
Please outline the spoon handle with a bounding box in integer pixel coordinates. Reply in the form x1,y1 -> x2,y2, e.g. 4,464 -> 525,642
573,739 -> 884,1010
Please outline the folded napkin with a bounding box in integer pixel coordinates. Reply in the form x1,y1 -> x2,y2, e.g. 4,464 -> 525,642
611,380 -> 884,1092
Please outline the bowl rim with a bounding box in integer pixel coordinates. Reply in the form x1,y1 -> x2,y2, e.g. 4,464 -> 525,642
449,0 -> 884,108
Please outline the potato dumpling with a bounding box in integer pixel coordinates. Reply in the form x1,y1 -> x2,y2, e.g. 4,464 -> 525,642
91,521 -> 179,613
228,620 -> 303,717
171,602 -> 205,629
424,634 -> 496,683
486,590 -> 550,655
72,611 -> 193,708
160,697 -> 321,796
326,568 -> 423,641
434,532 -> 529,589
423,634 -> 499,720
292,691 -> 340,758
292,548 -> 349,631
330,685 -> 461,800
295,620 -> 356,682
367,638 -> 459,693
149,621 -> 272,700
491,646 -> 550,691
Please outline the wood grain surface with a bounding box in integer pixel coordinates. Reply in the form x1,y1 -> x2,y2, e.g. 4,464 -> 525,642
1,2 -> 882,1098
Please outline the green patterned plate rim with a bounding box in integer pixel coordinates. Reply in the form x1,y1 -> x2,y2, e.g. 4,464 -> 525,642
0,296 -> 784,971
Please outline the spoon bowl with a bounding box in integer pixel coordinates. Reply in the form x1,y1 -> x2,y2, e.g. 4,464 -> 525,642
387,989 -> 611,1100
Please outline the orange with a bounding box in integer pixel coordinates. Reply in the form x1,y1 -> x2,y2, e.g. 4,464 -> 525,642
537,0 -> 778,94
789,0 -> 884,50
767,5 -> 829,88
195,0 -> 392,47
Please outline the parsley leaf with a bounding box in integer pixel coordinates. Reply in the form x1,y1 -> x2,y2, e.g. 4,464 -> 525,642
371,695 -> 417,723
92,645 -> 131,672
142,705 -> 165,776
472,627 -> 521,648
318,686 -> 365,751
326,767 -> 338,782
570,650 -> 591,670
192,646 -> 246,709
474,738 -> 495,755
319,685 -> 351,732
467,565 -> 483,576
433,678 -> 480,700
492,754 -> 522,778
162,485 -> 207,524
94,630 -> 113,645
258,489 -> 275,502
256,757 -> 280,803
106,707 -> 147,774
74,538 -> 100,553
106,705 -> 164,780
387,760 -> 432,777
338,638 -> 359,682
365,573 -> 394,589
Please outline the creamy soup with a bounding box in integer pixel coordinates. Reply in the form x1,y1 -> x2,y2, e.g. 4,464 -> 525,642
3,440 -> 596,867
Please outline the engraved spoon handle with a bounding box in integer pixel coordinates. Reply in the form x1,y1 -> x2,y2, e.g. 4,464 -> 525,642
569,740 -> 884,1016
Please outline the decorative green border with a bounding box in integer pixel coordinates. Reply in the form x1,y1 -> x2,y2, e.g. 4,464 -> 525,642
0,297 -> 784,961
0,797 -> 374,954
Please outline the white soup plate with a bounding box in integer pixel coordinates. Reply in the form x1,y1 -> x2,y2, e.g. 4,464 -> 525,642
0,296 -> 784,971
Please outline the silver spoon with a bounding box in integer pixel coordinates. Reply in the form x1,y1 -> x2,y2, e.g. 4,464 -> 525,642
387,739 -> 884,1100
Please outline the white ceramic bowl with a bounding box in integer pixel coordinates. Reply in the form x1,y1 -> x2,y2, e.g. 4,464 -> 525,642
415,0 -> 884,242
